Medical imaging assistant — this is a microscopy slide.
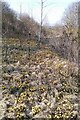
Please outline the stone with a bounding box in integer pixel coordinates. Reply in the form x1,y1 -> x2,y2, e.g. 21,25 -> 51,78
72,111 -> 78,116
0,100 -> 6,120
73,104 -> 78,110
39,102 -> 46,110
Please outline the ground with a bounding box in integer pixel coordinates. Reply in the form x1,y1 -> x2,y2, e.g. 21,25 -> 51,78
1,38 -> 79,119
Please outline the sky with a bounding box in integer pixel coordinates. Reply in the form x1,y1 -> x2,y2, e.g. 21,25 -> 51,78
4,0 -> 78,25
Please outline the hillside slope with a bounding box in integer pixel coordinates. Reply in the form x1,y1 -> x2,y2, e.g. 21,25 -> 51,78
2,41 -> 79,119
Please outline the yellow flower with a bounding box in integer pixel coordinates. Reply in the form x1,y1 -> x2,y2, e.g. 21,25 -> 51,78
32,106 -> 41,115
29,86 -> 36,92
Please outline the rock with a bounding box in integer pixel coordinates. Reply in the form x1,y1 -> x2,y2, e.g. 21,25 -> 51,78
11,71 -> 20,76
33,111 -> 47,119
32,72 -> 36,76
0,100 -> 6,120
39,102 -> 46,110
14,61 -> 20,67
31,66 -> 36,71
73,104 -> 78,110
63,64 -> 67,68
56,83 -> 62,90
6,65 -> 14,73
72,111 -> 78,116
54,88 -> 58,97
6,112 -> 15,119
38,72 -> 43,79
36,65 -> 40,69
50,100 -> 56,109
0,84 -> 2,100
64,94 -> 77,101
43,99 -> 48,104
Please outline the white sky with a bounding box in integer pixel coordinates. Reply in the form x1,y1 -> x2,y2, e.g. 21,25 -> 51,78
4,0 -> 78,25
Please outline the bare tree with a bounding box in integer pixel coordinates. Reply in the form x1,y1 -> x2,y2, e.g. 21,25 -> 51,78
62,2 -> 78,38
39,0 -> 44,41
62,2 -> 78,63
38,0 -> 48,47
